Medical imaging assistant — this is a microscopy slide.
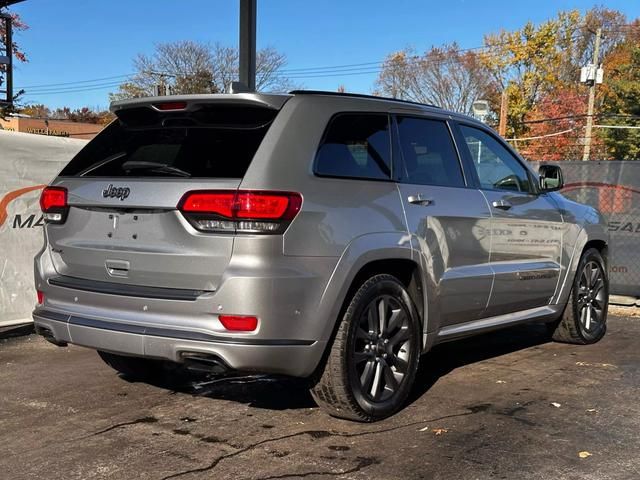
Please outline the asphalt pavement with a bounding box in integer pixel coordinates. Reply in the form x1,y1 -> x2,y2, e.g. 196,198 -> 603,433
1,312 -> 639,480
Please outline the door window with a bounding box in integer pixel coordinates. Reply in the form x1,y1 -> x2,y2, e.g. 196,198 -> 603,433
459,125 -> 532,193
314,114 -> 392,180
396,117 -> 465,187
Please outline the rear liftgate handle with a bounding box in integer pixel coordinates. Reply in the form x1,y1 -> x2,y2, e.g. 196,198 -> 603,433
407,194 -> 434,206
105,259 -> 130,278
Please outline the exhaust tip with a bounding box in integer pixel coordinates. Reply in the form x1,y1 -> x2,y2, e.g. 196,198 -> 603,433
35,325 -> 68,347
180,352 -> 230,374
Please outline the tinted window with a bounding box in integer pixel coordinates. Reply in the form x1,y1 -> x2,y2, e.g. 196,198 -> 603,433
396,117 -> 465,187
459,125 -> 532,193
315,114 -> 391,180
60,105 -> 278,178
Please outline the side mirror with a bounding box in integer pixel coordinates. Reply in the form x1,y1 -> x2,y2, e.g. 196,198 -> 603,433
538,164 -> 564,192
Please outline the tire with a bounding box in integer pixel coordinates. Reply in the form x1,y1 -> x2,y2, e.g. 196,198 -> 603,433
310,274 -> 421,421
97,351 -> 165,381
551,248 -> 608,344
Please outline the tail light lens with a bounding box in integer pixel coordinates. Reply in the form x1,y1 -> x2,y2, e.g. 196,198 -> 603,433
219,315 -> 258,332
178,190 -> 302,234
39,186 -> 68,224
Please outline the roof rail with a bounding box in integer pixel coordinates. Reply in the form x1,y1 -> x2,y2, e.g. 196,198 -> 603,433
288,90 -> 440,109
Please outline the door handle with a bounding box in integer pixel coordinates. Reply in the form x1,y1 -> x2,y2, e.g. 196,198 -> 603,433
492,200 -> 512,210
407,194 -> 433,206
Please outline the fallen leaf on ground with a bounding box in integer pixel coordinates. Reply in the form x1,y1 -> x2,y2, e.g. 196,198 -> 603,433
433,428 -> 449,436
551,402 -> 562,408
579,451 -> 592,459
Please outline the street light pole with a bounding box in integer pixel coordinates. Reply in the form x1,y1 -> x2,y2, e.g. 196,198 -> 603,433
238,0 -> 257,92
582,28 -> 602,161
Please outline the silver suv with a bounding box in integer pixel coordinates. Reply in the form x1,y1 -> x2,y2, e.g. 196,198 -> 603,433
33,91 -> 609,421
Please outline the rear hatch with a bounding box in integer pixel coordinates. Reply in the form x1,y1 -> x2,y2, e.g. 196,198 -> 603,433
44,95 -> 288,292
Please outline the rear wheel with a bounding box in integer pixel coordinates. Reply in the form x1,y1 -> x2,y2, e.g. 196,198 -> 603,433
97,351 -> 165,381
551,248 -> 608,344
311,274 -> 421,421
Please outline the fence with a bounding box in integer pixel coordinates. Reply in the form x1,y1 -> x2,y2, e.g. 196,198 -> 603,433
1,137 -> 638,327
531,161 -> 640,299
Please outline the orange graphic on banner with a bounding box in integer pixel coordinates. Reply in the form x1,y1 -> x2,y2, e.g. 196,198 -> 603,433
0,185 -> 46,227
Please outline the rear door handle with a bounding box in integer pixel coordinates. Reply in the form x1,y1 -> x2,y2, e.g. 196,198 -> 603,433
407,194 -> 434,206
492,200 -> 512,210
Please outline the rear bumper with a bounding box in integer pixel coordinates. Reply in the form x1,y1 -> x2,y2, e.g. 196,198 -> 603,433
33,308 -> 325,377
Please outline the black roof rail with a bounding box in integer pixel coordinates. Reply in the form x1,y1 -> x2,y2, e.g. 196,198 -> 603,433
288,90 -> 441,109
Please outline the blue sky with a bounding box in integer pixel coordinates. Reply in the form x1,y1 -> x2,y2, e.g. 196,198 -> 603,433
7,0 -> 640,109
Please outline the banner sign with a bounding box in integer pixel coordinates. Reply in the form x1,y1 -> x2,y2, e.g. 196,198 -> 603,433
0,130 -> 86,327
1,136 -> 638,327
532,161 -> 640,298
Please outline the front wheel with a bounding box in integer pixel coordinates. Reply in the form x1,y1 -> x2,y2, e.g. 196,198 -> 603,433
551,248 -> 608,344
310,274 -> 421,421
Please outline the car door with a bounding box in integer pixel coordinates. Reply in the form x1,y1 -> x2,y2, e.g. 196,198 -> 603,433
454,123 -> 563,317
394,115 -> 493,327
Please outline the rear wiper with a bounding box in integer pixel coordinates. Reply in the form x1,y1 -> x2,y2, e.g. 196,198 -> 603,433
79,151 -> 127,176
121,161 -> 191,178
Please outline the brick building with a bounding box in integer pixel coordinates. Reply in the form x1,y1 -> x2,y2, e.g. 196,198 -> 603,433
0,116 -> 103,140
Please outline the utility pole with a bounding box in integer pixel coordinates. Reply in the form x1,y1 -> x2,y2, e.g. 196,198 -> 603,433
0,1 -> 25,106
582,28 -> 602,161
498,90 -> 508,137
0,12 -> 13,106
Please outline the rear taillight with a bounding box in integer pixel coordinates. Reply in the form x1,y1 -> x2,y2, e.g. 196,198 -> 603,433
39,186 -> 68,224
178,190 -> 302,234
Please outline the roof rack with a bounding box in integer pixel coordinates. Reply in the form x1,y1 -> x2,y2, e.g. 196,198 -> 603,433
288,90 -> 440,109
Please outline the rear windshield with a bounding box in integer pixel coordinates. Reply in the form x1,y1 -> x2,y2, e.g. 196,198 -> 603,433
59,104 -> 279,178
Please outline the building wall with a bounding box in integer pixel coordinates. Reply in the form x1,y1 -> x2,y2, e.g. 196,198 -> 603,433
0,117 -> 103,140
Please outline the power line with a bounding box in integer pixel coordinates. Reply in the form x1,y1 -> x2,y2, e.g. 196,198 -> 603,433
506,128 -> 575,141
11,28 -> 579,92
13,21 -> 637,96
17,74 -> 134,89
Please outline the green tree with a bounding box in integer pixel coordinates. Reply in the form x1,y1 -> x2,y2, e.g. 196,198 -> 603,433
600,31 -> 640,160
479,7 -> 629,138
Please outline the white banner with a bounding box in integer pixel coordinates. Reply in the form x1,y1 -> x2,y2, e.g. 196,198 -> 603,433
0,130 -> 87,327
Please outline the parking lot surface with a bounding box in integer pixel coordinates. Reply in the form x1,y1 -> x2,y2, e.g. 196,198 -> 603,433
1,313 -> 639,480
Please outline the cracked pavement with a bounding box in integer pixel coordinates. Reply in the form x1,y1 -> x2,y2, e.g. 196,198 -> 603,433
1,314 -> 639,480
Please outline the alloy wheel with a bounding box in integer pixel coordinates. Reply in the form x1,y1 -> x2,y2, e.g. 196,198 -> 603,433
577,260 -> 606,333
351,295 -> 412,403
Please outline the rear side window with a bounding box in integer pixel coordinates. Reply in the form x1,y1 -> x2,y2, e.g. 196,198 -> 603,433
59,105 -> 278,178
314,114 -> 391,180
396,117 -> 465,187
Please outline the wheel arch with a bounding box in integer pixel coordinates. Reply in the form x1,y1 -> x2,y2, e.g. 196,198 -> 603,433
554,225 -> 609,306
316,233 -> 426,348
